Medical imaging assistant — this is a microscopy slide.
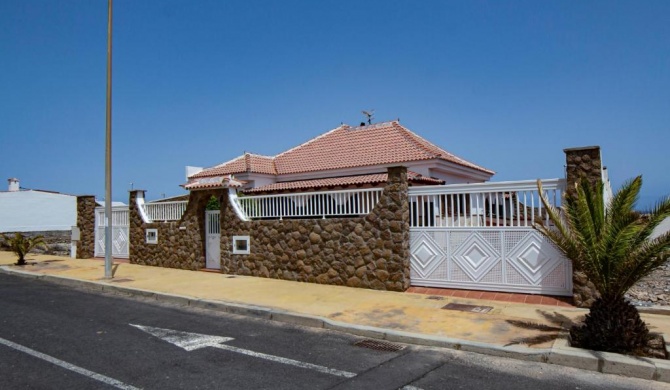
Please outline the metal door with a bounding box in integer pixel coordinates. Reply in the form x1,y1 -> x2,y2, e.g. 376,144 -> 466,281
205,210 -> 221,269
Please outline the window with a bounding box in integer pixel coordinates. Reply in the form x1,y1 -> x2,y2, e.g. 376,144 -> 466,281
232,235 -> 250,254
146,229 -> 158,244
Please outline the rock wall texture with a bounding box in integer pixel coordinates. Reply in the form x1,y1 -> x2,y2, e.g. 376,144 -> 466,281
76,195 -> 96,259
0,230 -> 71,256
563,146 -> 603,307
128,189 -> 220,270
220,166 -> 411,291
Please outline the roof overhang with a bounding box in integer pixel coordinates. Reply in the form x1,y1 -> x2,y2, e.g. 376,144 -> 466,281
182,175 -> 246,191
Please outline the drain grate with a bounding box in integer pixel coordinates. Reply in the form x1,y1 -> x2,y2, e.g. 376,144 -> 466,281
353,339 -> 405,352
442,302 -> 493,313
426,295 -> 445,300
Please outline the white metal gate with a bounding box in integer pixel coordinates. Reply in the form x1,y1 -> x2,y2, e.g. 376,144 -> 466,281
408,180 -> 573,296
94,207 -> 130,258
205,210 -> 220,269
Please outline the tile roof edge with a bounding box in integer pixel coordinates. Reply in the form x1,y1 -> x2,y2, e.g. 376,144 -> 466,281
395,122 -> 495,175
392,122 -> 442,159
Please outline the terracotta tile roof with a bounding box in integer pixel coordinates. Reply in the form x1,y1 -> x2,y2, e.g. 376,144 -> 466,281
244,171 -> 444,194
191,121 -> 493,180
191,153 -> 276,178
273,121 -> 494,175
183,175 -> 246,190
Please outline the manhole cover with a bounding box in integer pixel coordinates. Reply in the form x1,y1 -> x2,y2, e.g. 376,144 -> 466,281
353,339 -> 405,352
442,303 -> 493,313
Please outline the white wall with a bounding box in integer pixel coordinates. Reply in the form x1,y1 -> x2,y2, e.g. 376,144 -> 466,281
0,191 -> 76,232
651,217 -> 670,240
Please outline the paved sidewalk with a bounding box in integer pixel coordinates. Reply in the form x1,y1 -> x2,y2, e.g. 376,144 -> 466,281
1,251 -> 669,383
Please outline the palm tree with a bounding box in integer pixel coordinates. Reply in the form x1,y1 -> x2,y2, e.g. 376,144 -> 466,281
1,232 -> 47,266
535,176 -> 670,354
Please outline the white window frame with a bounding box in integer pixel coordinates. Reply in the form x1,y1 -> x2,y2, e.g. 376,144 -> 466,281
146,228 -> 158,244
232,235 -> 250,254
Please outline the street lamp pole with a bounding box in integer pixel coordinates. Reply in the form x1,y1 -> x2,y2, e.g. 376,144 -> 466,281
104,0 -> 113,279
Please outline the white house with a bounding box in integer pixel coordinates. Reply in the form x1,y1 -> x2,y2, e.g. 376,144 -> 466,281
184,121 -> 494,193
0,178 -> 77,233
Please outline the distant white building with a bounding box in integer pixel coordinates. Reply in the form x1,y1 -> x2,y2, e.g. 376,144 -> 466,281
0,178 -> 130,233
0,178 -> 78,233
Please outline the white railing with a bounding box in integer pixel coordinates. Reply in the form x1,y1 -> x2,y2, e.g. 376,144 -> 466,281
143,201 -> 188,222
236,188 -> 383,220
95,206 -> 129,226
408,179 -> 565,228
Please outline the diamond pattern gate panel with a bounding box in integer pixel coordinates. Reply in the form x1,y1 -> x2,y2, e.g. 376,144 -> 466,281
409,228 -> 572,296
408,180 -> 571,296
94,207 -> 130,259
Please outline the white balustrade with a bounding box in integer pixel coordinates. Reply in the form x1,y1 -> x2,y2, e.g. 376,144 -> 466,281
236,188 -> 383,220
408,179 -> 566,228
143,201 -> 188,222
95,207 -> 129,226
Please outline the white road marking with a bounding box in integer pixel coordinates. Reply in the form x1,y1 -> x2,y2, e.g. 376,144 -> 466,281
0,336 -> 140,390
131,324 -> 356,378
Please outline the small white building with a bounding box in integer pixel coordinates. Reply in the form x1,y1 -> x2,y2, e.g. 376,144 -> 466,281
0,178 -> 77,232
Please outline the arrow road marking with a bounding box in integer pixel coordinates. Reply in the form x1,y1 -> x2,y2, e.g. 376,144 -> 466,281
131,324 -> 356,378
0,336 -> 140,390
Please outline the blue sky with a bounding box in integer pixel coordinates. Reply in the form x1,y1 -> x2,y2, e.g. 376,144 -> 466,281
1,1 -> 668,208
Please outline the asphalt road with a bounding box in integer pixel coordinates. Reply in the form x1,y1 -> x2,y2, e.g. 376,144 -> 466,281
0,272 -> 666,390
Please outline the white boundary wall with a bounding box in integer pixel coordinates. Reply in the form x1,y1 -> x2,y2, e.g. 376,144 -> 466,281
0,190 -> 76,232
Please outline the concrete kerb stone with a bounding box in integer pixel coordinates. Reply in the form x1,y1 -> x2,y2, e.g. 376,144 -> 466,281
655,359 -> 670,382
3,266 -> 670,383
322,319 -> 387,339
270,311 -> 326,329
548,331 -> 670,381
0,266 -> 46,280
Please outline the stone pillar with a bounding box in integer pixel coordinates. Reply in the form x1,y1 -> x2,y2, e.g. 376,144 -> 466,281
564,146 -> 602,307
76,195 -> 96,259
128,190 -> 147,265
564,146 -> 603,199
381,166 -> 411,290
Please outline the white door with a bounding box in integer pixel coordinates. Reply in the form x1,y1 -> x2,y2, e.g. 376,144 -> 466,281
205,210 -> 221,269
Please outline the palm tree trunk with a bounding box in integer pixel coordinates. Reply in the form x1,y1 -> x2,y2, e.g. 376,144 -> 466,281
570,295 -> 649,354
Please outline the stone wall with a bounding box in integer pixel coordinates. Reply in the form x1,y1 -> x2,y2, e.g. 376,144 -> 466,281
564,146 -> 603,307
0,230 -> 71,256
76,195 -> 96,259
128,189 -> 221,270
220,166 -> 411,291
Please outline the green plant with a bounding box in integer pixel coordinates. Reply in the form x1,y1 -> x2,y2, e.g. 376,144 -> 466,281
535,176 -> 670,355
205,195 -> 220,211
1,232 -> 48,266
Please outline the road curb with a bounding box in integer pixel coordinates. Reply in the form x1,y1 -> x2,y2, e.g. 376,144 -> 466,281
1,265 -> 668,383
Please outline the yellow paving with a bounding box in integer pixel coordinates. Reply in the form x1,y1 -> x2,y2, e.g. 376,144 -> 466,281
2,251 -> 668,349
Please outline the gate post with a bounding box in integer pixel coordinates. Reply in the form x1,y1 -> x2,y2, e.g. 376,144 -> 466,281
76,195 -> 96,259
564,146 -> 603,307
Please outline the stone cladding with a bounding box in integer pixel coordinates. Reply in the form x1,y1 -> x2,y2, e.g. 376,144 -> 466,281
128,189 -> 221,270
76,195 -> 96,259
563,146 -> 603,307
220,167 -> 411,291
0,230 -> 71,256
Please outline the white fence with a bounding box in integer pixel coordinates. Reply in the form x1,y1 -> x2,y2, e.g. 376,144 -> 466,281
408,179 -> 572,296
236,188 -> 383,220
94,206 -> 130,258
408,179 -> 565,228
143,201 -> 188,222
